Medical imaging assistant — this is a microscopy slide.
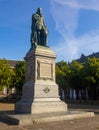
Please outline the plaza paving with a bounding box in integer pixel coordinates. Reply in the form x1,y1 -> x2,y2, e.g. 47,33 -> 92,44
0,102 -> 99,130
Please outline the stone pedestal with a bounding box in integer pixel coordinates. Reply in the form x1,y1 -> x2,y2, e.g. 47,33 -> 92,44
15,46 -> 67,114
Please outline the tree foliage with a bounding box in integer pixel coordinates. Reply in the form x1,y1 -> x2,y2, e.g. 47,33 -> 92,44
13,61 -> 26,93
0,59 -> 13,90
56,58 -> 99,100
83,58 -> 99,86
56,61 -> 70,88
69,60 -> 84,90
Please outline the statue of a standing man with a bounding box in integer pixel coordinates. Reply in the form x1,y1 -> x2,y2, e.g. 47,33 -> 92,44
30,8 -> 48,48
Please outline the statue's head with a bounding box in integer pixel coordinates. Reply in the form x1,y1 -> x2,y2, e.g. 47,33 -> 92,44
37,8 -> 42,16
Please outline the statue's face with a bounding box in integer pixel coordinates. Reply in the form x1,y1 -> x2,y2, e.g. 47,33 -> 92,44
37,8 -> 42,15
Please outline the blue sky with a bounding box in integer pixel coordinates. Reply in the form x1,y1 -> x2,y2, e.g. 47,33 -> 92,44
0,0 -> 99,62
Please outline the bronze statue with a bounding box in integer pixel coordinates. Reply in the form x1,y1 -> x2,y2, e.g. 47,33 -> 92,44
30,8 -> 48,48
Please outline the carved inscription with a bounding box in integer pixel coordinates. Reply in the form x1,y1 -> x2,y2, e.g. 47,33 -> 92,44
38,62 -> 53,80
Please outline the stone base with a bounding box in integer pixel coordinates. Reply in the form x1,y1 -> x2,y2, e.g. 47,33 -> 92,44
15,81 -> 67,114
3,111 -> 95,125
15,100 -> 67,114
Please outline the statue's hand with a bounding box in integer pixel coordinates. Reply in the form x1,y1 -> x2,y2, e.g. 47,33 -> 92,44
46,30 -> 48,34
43,26 -> 48,34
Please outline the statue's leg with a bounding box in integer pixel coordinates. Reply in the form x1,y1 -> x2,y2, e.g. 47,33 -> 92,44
45,35 -> 48,45
30,31 -> 38,48
40,31 -> 43,46
34,31 -> 37,46
43,31 -> 47,46
30,33 -> 34,49
38,30 -> 41,45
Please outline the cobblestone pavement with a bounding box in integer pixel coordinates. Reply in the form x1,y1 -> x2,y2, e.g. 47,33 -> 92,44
0,103 -> 99,130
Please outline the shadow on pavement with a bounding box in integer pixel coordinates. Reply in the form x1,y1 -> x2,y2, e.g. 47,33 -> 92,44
0,110 -> 17,125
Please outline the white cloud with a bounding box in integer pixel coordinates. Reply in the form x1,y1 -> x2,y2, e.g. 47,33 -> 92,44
53,40 -> 79,62
51,0 -> 79,38
77,30 -> 99,54
77,0 -> 99,11
53,30 -> 99,61
50,0 -> 99,61
53,0 -> 99,11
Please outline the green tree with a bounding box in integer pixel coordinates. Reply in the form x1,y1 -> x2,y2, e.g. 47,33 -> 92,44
56,61 -> 71,99
13,61 -> 26,94
0,59 -> 12,91
83,58 -> 99,100
69,60 -> 84,90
